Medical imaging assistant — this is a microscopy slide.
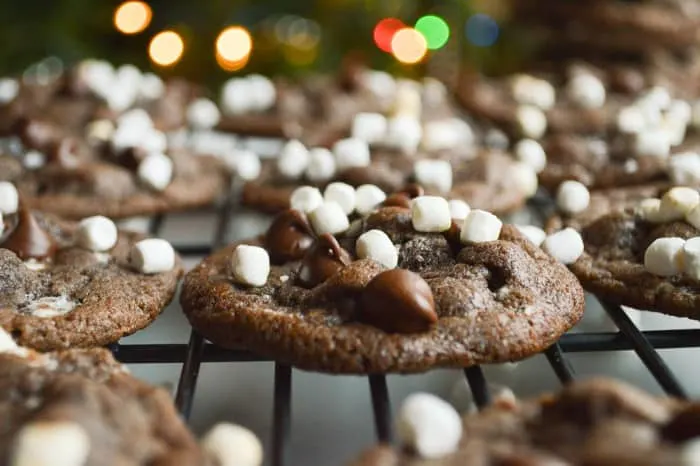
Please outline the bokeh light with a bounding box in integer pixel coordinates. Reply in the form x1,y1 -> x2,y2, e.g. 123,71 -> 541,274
373,18 -> 405,53
415,15 -> 450,50
216,26 -> 253,63
114,1 -> 152,35
216,51 -> 249,72
465,13 -> 499,47
148,31 -> 184,67
391,28 -> 428,64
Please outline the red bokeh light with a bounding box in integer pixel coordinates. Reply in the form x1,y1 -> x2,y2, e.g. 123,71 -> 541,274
373,18 -> 405,53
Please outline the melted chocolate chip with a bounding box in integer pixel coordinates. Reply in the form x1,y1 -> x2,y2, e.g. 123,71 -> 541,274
661,405 -> 700,443
297,233 -> 351,288
443,220 -> 463,254
358,269 -> 437,333
399,184 -> 425,198
46,138 -> 80,168
265,209 -> 316,264
382,193 -> 412,209
1,203 -> 57,260
114,147 -> 148,172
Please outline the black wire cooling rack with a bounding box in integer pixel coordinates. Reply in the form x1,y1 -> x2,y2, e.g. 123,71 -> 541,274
107,192 -> 700,466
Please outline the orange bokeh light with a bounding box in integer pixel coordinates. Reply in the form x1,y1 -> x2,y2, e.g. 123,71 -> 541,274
391,28 -> 428,64
148,31 -> 184,67
216,26 -> 253,63
114,1 -> 152,35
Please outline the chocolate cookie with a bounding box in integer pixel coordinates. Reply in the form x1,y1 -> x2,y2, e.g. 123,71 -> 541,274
181,204 -> 584,373
0,196 -> 182,350
351,378 -> 698,466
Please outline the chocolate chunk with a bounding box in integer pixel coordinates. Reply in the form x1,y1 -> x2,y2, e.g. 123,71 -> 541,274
661,405 -> 700,443
1,203 -> 57,260
265,209 -> 316,264
358,269 -> 438,333
383,193 -> 412,209
114,147 -> 148,172
398,184 -> 425,198
443,220 -> 463,254
297,233 -> 351,287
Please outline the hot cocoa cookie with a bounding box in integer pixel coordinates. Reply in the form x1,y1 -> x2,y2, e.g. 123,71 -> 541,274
0,185 -> 182,350
181,199 -> 584,374
351,378 -> 699,466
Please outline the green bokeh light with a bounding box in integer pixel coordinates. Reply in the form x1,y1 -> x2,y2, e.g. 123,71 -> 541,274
415,15 -> 449,50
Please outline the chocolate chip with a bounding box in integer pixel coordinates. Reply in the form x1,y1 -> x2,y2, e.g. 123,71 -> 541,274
297,233 -> 351,288
114,147 -> 148,172
265,209 -> 316,264
399,183 -> 425,198
358,268 -> 437,333
383,193 -> 412,209
443,220 -> 463,254
1,202 -> 57,260
661,405 -> 700,443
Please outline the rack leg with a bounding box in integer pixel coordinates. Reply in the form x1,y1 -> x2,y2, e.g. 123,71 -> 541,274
368,375 -> 392,443
272,363 -> 292,466
601,301 -> 687,398
148,214 -> 165,236
174,331 -> 206,419
463,365 -> 490,409
545,343 -> 575,384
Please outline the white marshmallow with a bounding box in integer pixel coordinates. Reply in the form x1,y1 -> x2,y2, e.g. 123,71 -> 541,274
681,439 -> 700,466
421,119 -> 474,152
221,78 -> 251,115
510,162 -> 539,198
556,180 -> 591,215
231,245 -> 270,287
659,187 -> 700,221
130,238 -> 176,274
682,237 -> 700,280
356,229 -> 398,269
397,393 -> 462,459
290,186 -> 324,213
515,225 -> 547,246
201,423 -> 263,466
414,159 -> 453,194
662,117 -> 688,147
323,182 -> 356,215
0,327 -> 19,353
385,116 -> 423,154
138,72 -> 165,101
542,228 -> 584,264
186,98 -> 221,130
448,199 -> 470,221
422,77 -> 448,107
516,105 -> 547,139
355,185 -> 387,215
0,78 -> 19,104
351,112 -> 387,144
668,99 -> 692,125
332,138 -> 371,170
641,86 -> 671,111
567,73 -> 606,108
23,151 -> 46,170
635,129 -> 670,158
511,75 -> 556,110
309,201 -> 350,235
393,83 -> 422,118
514,139 -> 547,173
617,105 -> 647,134
233,150 -> 262,181
305,148 -> 336,182
75,216 -> 118,252
137,152 -> 173,191
140,129 -> 168,154
644,237 -> 685,276
637,198 -> 664,223
363,70 -> 397,102
0,181 -> 19,214
277,140 -> 310,179
12,421 -> 89,466
411,196 -> 452,233
692,100 -> 700,129
669,152 -> 700,186
686,204 -> 700,230
85,119 -> 115,144
247,74 -> 277,112
460,209 -> 502,243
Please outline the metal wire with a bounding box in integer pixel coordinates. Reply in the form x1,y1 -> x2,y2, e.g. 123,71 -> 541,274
464,366 -> 491,409
368,375 -> 393,442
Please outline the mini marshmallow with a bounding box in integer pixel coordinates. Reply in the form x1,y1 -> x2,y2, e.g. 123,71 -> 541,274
333,138 -> 371,170
617,106 -> 647,134
221,78 -> 251,115
23,151 -> 46,170
309,201 -> 350,235
385,116 -> 423,154
393,82 -> 422,118
277,140 -> 310,179
118,108 -> 153,130
637,198 -> 664,223
414,159 -> 453,194
692,100 -> 700,129
542,228 -> 584,264
355,184 -> 387,215
635,129 -> 671,158
231,245 -> 270,287
422,77 -> 448,107
351,112 -> 387,144
515,225 -> 547,246
0,78 -> 19,104
247,74 -> 277,112
641,86 -> 671,111
186,98 -> 221,130
138,72 -> 165,101
137,152 -> 173,191
140,129 -> 168,154
510,162 -> 539,198
324,182 -> 356,215
233,150 -> 262,181
0,327 -> 20,354
514,139 -> 547,173
644,237 -> 685,276
448,199 -> 470,222
363,70 -> 397,102
511,75 -> 556,110
356,229 -> 398,269
516,105 -> 547,139
669,152 -> 700,186
130,238 -> 176,274
12,421 -> 90,466
290,186 -> 324,213
201,423 -> 263,466
461,209 -> 502,243
681,439 -> 700,466
668,99 -> 692,125
411,196 -> 452,233
305,148 -> 336,182
422,119 -> 474,152
0,181 -> 19,214
682,237 -> 700,280
556,180 -> 591,215
567,73 -> 606,108
686,204 -> 700,230
85,119 -> 115,144
658,187 -> 700,221
75,216 -> 118,252
397,393 -> 462,459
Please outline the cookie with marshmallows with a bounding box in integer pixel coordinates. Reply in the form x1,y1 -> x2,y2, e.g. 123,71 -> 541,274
0,333 -> 264,466
0,186 -> 182,350
181,197 -> 583,373
351,378 -> 696,466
